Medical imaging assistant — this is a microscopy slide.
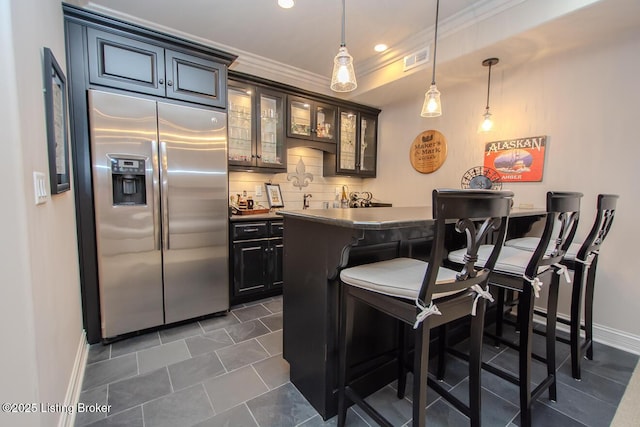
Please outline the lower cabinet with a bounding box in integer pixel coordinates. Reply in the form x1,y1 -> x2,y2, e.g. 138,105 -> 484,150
230,218 -> 283,304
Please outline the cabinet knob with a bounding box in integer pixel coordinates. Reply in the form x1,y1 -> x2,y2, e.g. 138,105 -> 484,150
167,80 -> 173,87
159,78 -> 164,85
256,154 -> 262,159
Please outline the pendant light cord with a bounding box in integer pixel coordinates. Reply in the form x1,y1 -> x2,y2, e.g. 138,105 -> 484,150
485,63 -> 492,110
431,0 -> 440,85
341,0 -> 346,47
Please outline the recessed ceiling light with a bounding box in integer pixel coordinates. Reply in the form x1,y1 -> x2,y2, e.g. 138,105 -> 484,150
374,44 -> 388,53
278,0 -> 294,9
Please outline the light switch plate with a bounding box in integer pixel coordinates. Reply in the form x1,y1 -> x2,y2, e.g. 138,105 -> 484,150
33,171 -> 49,205
255,185 -> 263,196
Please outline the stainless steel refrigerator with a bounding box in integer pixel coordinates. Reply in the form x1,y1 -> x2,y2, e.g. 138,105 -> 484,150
89,89 -> 229,339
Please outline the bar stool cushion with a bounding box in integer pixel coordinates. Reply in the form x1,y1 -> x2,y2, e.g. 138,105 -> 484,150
340,258 -> 462,300
505,237 -> 580,261
448,245 -> 551,276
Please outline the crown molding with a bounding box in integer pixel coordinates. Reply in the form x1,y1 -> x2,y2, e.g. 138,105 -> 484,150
84,3 -> 331,94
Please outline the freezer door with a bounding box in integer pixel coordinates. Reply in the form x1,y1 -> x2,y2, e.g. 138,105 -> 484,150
89,90 -> 164,338
158,102 -> 229,323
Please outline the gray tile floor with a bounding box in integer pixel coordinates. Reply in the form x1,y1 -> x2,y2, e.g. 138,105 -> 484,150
76,297 -> 638,427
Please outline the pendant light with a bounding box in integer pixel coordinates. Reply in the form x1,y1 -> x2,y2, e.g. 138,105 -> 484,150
479,58 -> 499,132
331,0 -> 357,92
420,0 -> 442,117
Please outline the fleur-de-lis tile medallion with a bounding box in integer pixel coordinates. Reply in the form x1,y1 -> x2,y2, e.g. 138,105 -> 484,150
287,157 -> 314,189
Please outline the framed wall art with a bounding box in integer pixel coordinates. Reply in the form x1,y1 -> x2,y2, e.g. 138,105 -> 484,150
43,47 -> 70,194
265,183 -> 284,208
483,135 -> 547,182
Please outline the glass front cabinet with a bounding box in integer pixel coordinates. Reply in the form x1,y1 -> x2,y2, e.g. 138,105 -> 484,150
228,81 -> 285,171
325,108 -> 377,177
287,95 -> 337,144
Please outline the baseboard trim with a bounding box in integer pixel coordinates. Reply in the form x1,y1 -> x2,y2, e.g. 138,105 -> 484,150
58,330 -> 89,427
533,312 -> 640,356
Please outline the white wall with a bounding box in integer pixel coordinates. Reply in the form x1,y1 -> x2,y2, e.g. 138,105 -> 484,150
369,29 -> 640,349
0,0 -> 85,425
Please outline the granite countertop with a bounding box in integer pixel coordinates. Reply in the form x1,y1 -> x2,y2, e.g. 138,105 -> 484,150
277,206 -> 545,230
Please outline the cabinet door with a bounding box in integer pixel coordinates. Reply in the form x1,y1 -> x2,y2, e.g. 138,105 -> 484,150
165,50 -> 227,108
313,102 -> 337,143
228,84 -> 254,166
358,113 -> 377,177
270,238 -> 284,289
233,240 -> 268,295
87,28 -> 165,97
288,96 -> 313,139
337,109 -> 358,174
256,88 -> 285,170
287,96 -> 337,143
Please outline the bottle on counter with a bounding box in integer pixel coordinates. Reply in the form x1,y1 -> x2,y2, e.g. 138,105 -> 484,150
333,194 -> 341,209
340,186 -> 349,209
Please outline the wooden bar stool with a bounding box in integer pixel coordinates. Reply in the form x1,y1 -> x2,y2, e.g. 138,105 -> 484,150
447,191 -> 582,427
337,189 -> 513,427
504,194 -> 619,379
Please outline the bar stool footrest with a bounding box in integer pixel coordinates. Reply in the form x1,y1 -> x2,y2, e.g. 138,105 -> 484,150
345,386 -> 394,427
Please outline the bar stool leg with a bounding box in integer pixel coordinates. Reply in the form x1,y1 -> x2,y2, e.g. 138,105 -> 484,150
584,257 -> 598,361
570,262 -> 587,380
494,286 -> 505,347
546,273 -> 560,401
412,323 -> 430,427
518,290 -> 535,427
397,321 -> 408,399
469,300 -> 486,427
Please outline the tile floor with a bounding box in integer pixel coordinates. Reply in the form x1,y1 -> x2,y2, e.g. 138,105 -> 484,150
75,296 -> 638,427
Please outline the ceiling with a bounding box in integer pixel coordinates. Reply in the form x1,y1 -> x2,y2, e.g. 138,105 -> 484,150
72,0 -> 640,107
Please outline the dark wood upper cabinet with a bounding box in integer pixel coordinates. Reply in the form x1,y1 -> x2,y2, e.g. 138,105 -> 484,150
87,27 -> 226,108
165,50 -> 226,107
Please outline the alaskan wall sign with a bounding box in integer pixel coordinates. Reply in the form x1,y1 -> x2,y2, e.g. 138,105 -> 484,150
410,130 -> 447,174
483,135 -> 547,182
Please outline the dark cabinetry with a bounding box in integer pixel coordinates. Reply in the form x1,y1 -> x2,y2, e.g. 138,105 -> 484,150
227,71 -> 380,175
287,95 -> 337,144
87,27 -> 227,108
64,4 -> 236,343
228,79 -> 286,171
231,218 -> 283,303
323,108 -> 378,177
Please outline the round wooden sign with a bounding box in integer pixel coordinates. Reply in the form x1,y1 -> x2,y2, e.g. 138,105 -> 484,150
410,130 -> 447,174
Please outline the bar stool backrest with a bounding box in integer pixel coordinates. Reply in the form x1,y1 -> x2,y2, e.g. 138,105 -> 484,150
527,191 -> 583,279
419,189 -> 513,306
576,194 -> 619,262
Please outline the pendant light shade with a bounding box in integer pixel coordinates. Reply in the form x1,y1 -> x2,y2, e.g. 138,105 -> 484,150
479,57 -> 499,132
331,0 -> 357,92
421,84 -> 442,117
421,0 -> 441,117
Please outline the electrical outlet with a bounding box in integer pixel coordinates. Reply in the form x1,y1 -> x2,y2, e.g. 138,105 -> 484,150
255,185 -> 263,196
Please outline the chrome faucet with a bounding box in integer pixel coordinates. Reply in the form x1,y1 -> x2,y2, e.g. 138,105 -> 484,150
303,193 -> 312,209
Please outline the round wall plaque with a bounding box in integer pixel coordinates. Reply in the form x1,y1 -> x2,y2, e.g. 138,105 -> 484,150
409,130 -> 448,174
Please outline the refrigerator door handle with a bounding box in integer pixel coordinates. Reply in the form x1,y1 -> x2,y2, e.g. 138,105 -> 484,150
151,140 -> 161,251
160,140 -> 170,251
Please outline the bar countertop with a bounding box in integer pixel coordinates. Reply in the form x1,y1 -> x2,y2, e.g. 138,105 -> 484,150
277,206 -> 545,230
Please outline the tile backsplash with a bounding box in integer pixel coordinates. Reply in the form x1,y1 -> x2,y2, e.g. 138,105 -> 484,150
229,147 -> 365,210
